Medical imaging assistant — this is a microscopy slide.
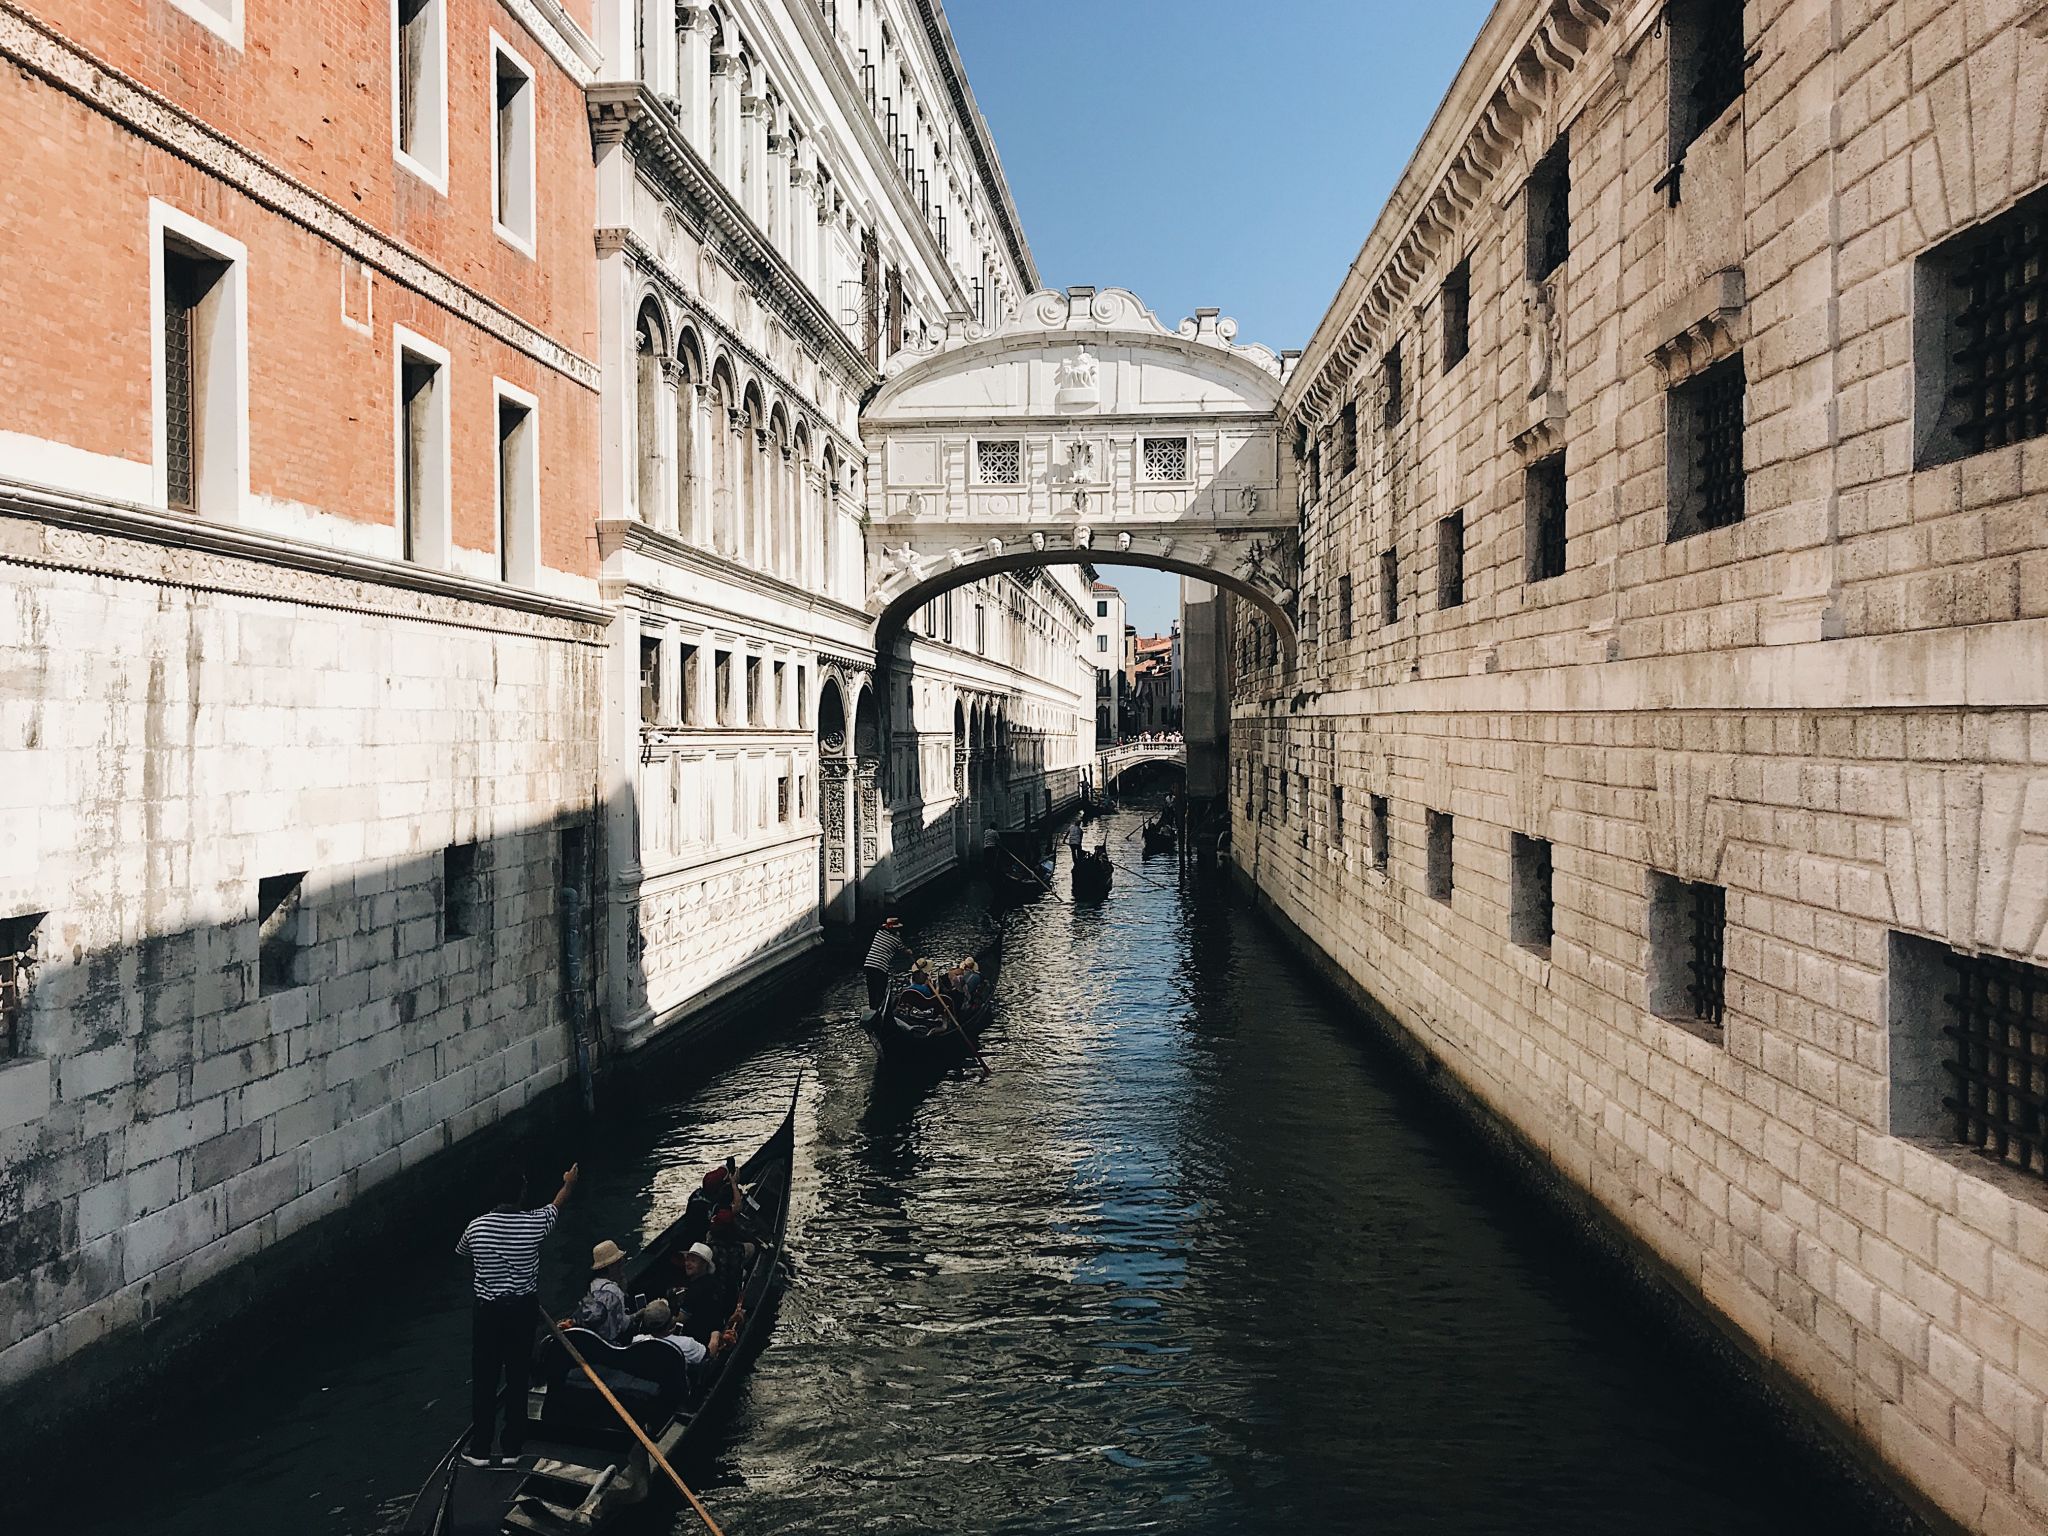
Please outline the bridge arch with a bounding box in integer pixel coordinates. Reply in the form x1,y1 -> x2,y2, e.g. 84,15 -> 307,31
856,286 -> 1301,664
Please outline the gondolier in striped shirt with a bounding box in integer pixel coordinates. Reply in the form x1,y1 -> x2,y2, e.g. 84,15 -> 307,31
863,915 -> 911,1011
455,1161 -> 578,1463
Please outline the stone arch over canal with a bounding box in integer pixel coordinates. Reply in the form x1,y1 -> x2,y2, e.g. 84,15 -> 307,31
858,286 -> 1303,661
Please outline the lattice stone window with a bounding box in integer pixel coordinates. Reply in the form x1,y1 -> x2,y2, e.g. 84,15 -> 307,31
1649,872 -> 1726,1037
976,438 -> 1021,484
0,911 -> 45,1062
1142,436 -> 1189,482
1891,934 -> 2048,1185
1915,186 -> 2048,468
1669,353 -> 1746,540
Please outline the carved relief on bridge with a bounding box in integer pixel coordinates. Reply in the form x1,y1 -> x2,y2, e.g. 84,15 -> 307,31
858,286 -> 1303,642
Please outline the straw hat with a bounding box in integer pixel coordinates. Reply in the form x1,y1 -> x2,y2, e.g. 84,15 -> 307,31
590,1239 -> 627,1271
687,1241 -> 716,1272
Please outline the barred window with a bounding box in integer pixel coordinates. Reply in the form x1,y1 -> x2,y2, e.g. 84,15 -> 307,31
1382,344 -> 1403,427
1369,796 -> 1390,873
1527,453 -> 1567,582
1890,935 -> 2047,1185
1527,135 -> 1570,281
1437,511 -> 1465,609
976,439 -> 1021,484
1442,257 -> 1471,370
1669,0 -> 1745,163
1426,811 -> 1454,902
1668,353 -> 1746,539
1338,402 -> 1358,477
1381,547 -> 1399,626
1915,187 -> 2048,468
1141,436 -> 1189,482
1649,872 -> 1726,1037
0,912 -> 45,1062
1338,573 -> 1354,640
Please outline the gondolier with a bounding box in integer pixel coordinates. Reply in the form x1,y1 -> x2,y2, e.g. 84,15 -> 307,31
863,915 -> 911,1010
455,1162 -> 578,1464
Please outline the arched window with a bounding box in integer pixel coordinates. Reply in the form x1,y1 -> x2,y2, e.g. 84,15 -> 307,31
675,331 -> 704,543
633,301 -> 667,524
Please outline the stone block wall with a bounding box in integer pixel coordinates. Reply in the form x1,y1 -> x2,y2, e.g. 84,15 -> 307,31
0,502 -> 606,1397
1238,2 -> 2048,1532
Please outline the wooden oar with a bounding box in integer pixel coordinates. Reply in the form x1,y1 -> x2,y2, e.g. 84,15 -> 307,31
928,983 -> 992,1076
537,1303 -> 727,1536
1107,857 -> 1178,893
1003,846 -> 1068,903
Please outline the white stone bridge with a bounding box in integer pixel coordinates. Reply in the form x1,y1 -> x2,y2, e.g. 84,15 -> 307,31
858,287 -> 1300,655
1098,740 -> 1186,787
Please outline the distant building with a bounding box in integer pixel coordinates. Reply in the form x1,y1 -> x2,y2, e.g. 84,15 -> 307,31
1089,580 -> 1127,741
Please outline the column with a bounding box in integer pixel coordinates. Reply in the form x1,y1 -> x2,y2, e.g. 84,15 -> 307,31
656,357 -> 685,533
676,7 -> 711,149
644,0 -> 675,96
710,51 -> 740,186
741,93 -> 770,227
685,383 -> 711,547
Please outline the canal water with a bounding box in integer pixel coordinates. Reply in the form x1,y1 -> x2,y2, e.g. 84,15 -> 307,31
37,797 -> 1888,1535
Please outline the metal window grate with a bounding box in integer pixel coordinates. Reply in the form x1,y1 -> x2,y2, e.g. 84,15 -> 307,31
1942,951 -> 2048,1183
1687,882 -> 1726,1026
1438,511 -> 1465,609
164,267 -> 197,510
1690,356 -> 1746,530
1338,573 -> 1353,640
1948,199 -> 2048,457
1528,137 -> 1570,280
1382,346 -> 1402,427
1442,258 -> 1471,369
1380,547 -> 1399,625
1685,1 -> 1746,147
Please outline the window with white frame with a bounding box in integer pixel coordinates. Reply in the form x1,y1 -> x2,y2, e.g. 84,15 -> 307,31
491,36 -> 535,252
1141,436 -> 1189,482
394,0 -> 448,190
394,329 -> 451,566
494,381 -> 537,585
167,0 -> 243,48
976,439 -> 1021,484
153,202 -> 247,519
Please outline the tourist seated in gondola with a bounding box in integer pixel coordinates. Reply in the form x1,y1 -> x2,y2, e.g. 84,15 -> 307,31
631,1298 -> 716,1368
666,1242 -> 728,1349
950,956 -> 986,1009
706,1206 -> 748,1312
679,1164 -> 735,1247
569,1239 -> 636,1344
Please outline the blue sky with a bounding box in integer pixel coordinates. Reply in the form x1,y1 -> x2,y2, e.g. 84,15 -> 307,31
946,0 -> 1496,633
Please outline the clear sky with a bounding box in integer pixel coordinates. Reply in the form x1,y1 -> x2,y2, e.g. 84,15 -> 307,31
945,0 -> 1497,634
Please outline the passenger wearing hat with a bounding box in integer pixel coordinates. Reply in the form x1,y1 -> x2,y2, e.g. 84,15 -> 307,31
631,1298 -> 708,1367
863,915 -> 912,1010
568,1239 -> 634,1343
680,1163 -> 736,1247
669,1242 -> 727,1348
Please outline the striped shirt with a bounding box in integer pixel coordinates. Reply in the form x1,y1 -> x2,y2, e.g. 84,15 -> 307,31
455,1205 -> 559,1300
864,928 -> 909,972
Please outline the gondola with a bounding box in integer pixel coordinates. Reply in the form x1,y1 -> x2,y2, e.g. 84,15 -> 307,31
1141,818 -> 1178,856
398,1082 -> 799,1536
1072,845 -> 1113,898
983,828 -> 1051,901
863,927 -> 1004,1066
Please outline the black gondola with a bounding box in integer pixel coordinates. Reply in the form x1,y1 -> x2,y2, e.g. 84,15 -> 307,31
1072,845 -> 1113,898
1141,818 -> 1178,855
399,1082 -> 799,1536
983,828 -> 1051,901
863,928 -> 1004,1066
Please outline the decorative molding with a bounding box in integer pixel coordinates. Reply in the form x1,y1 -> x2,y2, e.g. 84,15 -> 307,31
1886,768 -> 2048,963
883,285 -> 1282,381
1511,391 -> 1568,460
0,478 -> 609,643
1646,267 -> 1746,381
497,0 -> 602,80
0,5 -> 600,392
1644,754 -> 1732,884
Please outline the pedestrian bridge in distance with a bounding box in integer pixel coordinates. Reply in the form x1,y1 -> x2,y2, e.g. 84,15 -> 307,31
858,287 -> 1301,659
1099,741 -> 1185,786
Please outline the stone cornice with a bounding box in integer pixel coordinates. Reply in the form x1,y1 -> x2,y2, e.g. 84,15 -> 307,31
600,226 -> 864,465
599,517 -> 872,623
0,479 -> 610,642
591,83 -> 877,392
1284,0 -> 1615,424
498,0 -> 602,81
0,4 -> 600,392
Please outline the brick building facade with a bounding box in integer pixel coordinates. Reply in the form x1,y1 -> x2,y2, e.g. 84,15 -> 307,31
1234,3 -> 2048,1532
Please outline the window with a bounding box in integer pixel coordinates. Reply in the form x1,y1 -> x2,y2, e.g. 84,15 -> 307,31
1263,766 -> 1273,819
154,205 -> 246,518
1647,872 -> 1726,1035
976,439 -> 1021,484
167,0 -> 242,47
1914,186 -> 2048,468
1380,547 -> 1399,626
1332,785 -> 1345,846
1097,634 -> 1109,653
1511,835 -> 1553,952
975,604 -> 986,656
490,36 -> 535,252
1369,795 -> 1390,873
257,873 -> 305,995
0,912 -> 46,1062
1442,257 -> 1471,370
1437,511 -> 1465,609
1338,402 -> 1358,478
639,635 -> 664,725
773,661 -> 786,725
1338,573 -> 1354,640
494,384 -> 537,585
1889,935 -> 2048,1185
746,656 -> 762,724
798,775 -> 808,819
1280,770 -> 1290,821
1382,345 -> 1403,428
1527,135 -> 1570,281
1426,811 -> 1454,902
777,775 -> 791,822
395,329 -> 451,566
1526,452 -> 1567,582
1668,354 -> 1746,539
1668,0 -> 1745,166
679,643 -> 700,724
714,649 -> 733,724
796,665 -> 807,728
393,0 -> 447,189
1142,437 -> 1189,482
1097,600 -> 1109,618
443,842 -> 487,941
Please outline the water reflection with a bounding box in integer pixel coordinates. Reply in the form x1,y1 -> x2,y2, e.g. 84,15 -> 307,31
32,799 -> 1885,1536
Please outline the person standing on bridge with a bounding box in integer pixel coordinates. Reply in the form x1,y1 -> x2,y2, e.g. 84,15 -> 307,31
863,914 -> 911,1011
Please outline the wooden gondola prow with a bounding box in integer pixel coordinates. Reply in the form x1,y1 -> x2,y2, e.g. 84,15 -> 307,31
537,1303 -> 728,1536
